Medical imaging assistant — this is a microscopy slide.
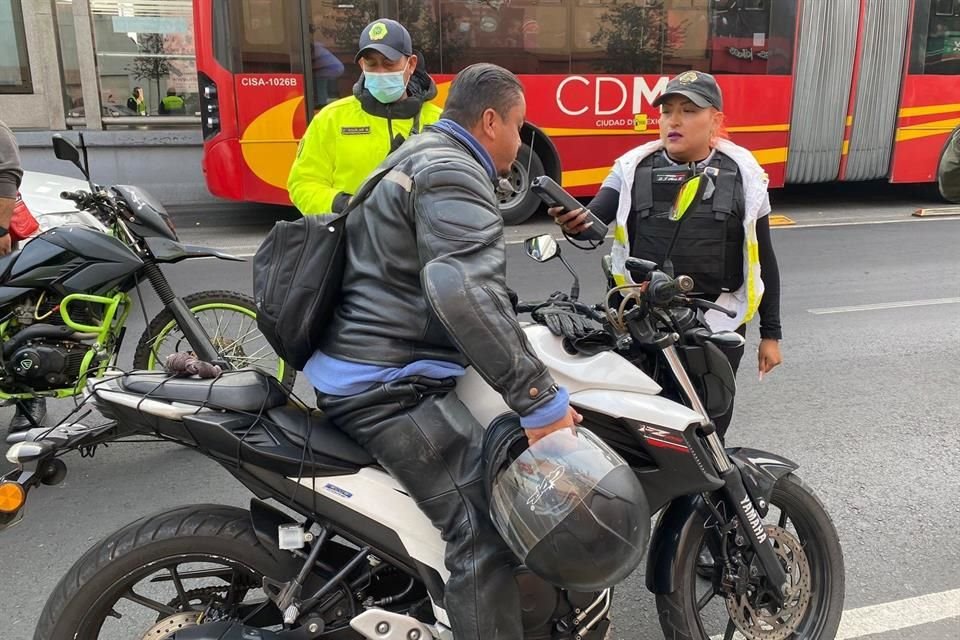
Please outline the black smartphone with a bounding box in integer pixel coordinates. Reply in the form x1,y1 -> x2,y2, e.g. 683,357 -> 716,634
530,176 -> 608,242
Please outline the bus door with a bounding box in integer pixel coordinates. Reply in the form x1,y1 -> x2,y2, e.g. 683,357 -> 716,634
840,1 -> 911,182
890,0 -> 960,184
785,0 -> 860,184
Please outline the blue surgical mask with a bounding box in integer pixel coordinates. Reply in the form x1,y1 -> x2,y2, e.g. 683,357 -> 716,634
365,66 -> 408,104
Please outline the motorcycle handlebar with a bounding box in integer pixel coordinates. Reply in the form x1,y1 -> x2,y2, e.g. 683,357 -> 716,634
516,299 -> 605,323
60,190 -> 87,205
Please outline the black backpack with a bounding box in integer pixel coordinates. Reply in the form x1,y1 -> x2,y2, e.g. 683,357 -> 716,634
253,166 -> 394,371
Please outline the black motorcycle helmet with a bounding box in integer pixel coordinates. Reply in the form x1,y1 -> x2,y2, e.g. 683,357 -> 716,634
483,417 -> 649,591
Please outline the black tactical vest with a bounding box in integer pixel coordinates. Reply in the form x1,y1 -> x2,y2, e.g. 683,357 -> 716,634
629,151 -> 744,295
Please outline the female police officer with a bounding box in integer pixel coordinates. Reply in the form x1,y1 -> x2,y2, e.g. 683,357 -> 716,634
552,70 -> 782,439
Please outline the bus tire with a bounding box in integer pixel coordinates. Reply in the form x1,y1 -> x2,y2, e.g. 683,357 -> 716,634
499,144 -> 545,226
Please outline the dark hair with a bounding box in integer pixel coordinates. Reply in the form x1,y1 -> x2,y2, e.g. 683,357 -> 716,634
166,88 -> 177,96
442,63 -> 523,128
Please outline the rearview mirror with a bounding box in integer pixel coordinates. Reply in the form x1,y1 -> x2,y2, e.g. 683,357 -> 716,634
52,134 -> 81,165
524,234 -> 559,263
51,134 -> 90,183
669,175 -> 707,222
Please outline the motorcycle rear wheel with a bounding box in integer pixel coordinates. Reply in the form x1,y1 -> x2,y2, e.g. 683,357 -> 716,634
33,505 -> 301,640
133,290 -> 294,386
655,473 -> 844,640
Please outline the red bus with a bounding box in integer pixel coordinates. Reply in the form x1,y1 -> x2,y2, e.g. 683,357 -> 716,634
194,0 -> 960,224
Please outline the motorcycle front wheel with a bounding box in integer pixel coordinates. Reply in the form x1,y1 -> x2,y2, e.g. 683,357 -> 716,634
133,290 -> 294,386
656,473 -> 844,640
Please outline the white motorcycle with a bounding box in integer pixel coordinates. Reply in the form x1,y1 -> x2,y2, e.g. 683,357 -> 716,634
2,175 -> 844,640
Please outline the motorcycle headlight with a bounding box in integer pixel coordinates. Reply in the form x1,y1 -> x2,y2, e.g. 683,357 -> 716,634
37,212 -> 107,233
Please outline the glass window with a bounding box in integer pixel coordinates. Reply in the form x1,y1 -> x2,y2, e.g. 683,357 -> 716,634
86,0 -> 198,120
0,0 -> 32,93
910,0 -> 960,75
429,0 -> 569,75
54,1 -> 82,113
707,0 -> 796,75
234,0 -> 305,74
307,0 -> 391,109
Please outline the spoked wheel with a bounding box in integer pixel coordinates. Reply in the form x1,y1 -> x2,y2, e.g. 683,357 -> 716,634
133,290 -> 294,386
33,505 -> 351,640
657,473 -> 844,640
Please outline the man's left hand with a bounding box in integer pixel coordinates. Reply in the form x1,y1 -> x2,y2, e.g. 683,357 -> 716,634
0,234 -> 11,257
758,338 -> 782,374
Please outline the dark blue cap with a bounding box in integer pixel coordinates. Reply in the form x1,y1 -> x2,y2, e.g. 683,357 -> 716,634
356,19 -> 413,62
653,71 -> 723,111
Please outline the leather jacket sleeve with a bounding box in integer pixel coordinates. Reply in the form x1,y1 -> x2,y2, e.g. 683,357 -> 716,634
416,159 -> 560,417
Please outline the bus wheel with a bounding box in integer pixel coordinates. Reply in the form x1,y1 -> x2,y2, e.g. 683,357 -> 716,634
498,144 -> 545,226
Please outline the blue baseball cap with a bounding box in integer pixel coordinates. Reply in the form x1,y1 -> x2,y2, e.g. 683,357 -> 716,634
356,19 -> 413,62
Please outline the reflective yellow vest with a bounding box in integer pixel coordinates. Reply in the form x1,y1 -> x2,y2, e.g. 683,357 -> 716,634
287,96 -> 442,215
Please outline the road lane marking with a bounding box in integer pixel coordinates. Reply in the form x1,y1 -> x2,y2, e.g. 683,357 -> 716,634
808,298 -> 960,315
835,588 -> 960,639
776,217 -> 960,229
711,587 -> 960,640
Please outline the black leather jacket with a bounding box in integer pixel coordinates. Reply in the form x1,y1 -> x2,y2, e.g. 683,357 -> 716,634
321,128 -> 560,417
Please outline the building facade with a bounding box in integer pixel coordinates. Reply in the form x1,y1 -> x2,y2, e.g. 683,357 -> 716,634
1,0 -> 215,206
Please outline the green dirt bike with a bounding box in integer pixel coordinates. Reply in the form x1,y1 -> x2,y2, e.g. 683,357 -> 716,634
0,135 -> 291,426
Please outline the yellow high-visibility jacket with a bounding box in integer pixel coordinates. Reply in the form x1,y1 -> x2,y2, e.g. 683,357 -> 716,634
287,73 -> 442,215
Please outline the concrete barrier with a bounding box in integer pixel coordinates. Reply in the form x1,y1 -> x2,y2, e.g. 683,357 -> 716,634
13,128 -> 218,208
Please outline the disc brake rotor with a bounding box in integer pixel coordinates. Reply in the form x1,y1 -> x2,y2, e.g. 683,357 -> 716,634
725,525 -> 812,640
139,587 -> 229,640
140,611 -> 202,640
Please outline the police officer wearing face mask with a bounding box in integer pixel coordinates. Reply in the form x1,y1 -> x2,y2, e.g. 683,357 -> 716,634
287,19 -> 442,214
553,71 -> 783,440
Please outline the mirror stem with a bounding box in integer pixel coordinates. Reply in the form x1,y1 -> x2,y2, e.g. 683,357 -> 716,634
558,253 -> 580,301
662,223 -> 684,277
78,132 -> 93,190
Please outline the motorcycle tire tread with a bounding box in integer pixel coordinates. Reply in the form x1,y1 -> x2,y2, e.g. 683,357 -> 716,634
33,504 -> 290,640
654,473 -> 844,640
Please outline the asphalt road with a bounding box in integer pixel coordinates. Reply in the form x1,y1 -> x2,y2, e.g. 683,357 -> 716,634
0,206 -> 958,638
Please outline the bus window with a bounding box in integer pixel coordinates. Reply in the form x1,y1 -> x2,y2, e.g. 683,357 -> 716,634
234,0 -> 303,74
573,0 -> 670,75
432,0 -> 569,75
910,0 -> 960,75
709,0 -> 796,75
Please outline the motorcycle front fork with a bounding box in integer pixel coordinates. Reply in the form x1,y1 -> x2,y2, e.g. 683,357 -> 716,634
661,343 -> 790,598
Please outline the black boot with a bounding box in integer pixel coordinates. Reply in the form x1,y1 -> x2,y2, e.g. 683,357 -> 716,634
8,397 -> 47,434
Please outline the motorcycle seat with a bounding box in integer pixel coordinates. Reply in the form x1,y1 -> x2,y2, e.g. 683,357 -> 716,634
266,404 -> 375,467
120,369 -> 287,413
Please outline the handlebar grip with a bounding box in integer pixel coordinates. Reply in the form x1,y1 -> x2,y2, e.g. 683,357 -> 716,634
625,257 -> 658,279
647,274 -> 677,306
60,191 -> 87,205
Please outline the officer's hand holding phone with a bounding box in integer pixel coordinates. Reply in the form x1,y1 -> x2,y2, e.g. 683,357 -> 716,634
547,206 -> 594,235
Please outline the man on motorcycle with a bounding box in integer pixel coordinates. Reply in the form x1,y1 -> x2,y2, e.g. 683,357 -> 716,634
307,63 -> 581,639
